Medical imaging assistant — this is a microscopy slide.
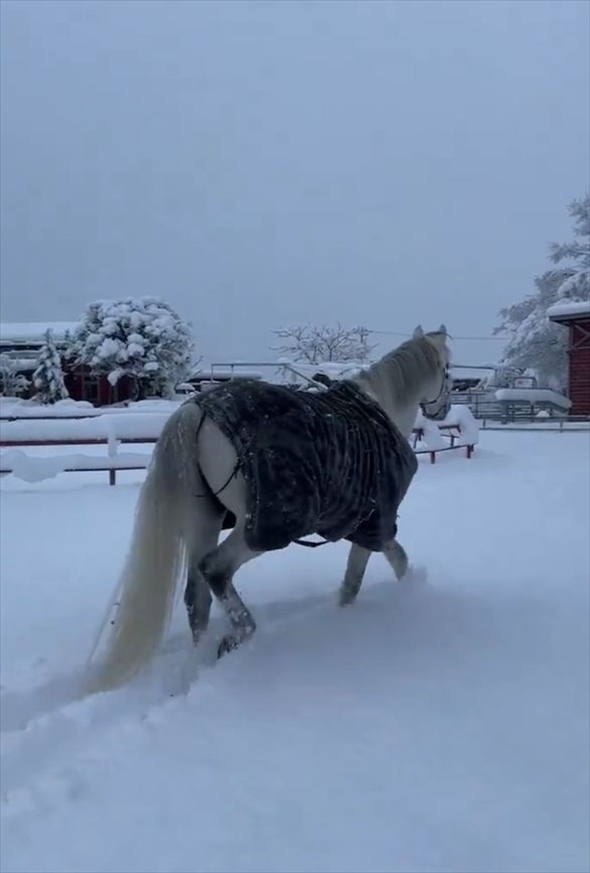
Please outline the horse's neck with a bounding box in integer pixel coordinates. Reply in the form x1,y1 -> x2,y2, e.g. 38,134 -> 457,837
388,403 -> 420,441
353,369 -> 421,440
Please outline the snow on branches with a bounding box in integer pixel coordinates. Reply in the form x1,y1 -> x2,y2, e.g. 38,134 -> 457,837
495,194 -> 589,391
271,323 -> 376,365
33,330 -> 69,404
69,298 -> 195,399
0,355 -> 30,398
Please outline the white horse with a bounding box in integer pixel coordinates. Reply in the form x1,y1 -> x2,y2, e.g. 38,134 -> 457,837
87,325 -> 452,692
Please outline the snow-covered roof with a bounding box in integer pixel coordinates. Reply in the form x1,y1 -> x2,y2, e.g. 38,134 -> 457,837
546,300 -> 590,321
4,356 -> 39,372
0,322 -> 78,345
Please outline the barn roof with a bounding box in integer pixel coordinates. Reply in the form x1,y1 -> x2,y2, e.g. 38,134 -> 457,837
0,322 -> 78,345
547,300 -> 590,321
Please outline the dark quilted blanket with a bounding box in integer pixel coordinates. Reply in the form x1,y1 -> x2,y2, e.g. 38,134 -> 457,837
193,379 -> 418,553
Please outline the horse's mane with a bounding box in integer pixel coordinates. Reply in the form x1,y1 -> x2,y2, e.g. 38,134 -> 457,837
354,332 -> 449,408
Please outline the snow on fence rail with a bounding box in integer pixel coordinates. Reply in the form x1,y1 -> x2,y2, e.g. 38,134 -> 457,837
0,412 -> 167,484
0,447 -> 155,485
0,405 -> 479,484
0,411 -> 167,444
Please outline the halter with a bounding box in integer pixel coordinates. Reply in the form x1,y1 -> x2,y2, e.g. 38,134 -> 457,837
419,363 -> 450,415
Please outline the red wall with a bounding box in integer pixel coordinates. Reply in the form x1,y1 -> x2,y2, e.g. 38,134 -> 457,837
568,318 -> 590,416
64,365 -> 134,406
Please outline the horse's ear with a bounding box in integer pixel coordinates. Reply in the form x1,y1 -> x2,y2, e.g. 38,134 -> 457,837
413,324 -> 424,339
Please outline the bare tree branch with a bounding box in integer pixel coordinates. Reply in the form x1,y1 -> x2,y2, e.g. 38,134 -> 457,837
271,323 -> 376,364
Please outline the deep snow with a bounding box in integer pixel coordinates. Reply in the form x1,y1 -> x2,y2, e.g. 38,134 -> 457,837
0,430 -> 589,873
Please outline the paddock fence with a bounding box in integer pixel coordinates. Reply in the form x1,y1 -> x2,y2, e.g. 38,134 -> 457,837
0,412 -> 476,485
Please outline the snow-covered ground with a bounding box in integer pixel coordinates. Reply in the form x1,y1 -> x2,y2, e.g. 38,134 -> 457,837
1,431 -> 589,873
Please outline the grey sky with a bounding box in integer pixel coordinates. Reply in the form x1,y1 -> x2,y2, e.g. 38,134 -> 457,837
1,0 -> 588,368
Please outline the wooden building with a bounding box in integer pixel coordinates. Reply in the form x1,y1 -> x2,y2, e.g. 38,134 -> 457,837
0,322 -> 134,406
547,300 -> 590,416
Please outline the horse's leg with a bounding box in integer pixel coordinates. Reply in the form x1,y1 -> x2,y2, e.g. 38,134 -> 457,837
193,417 -> 259,656
198,522 -> 260,658
382,538 -> 409,581
183,502 -> 225,646
339,543 -> 371,606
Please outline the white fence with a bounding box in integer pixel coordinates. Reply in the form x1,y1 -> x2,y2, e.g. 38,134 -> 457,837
1,405 -> 480,485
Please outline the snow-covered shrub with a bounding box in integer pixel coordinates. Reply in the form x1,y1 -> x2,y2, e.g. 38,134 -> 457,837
0,354 -> 30,398
69,298 -> 195,399
32,330 -> 69,403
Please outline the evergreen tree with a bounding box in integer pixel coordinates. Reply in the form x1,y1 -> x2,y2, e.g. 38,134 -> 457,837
33,330 -> 69,403
495,194 -> 589,391
548,193 -> 590,301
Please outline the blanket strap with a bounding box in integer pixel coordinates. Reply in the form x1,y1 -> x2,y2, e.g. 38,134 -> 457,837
293,536 -> 331,548
208,459 -> 242,497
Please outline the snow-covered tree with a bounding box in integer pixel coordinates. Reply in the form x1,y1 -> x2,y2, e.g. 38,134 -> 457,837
548,193 -> 589,301
484,363 -> 527,390
494,194 -> 589,391
0,355 -> 30,397
69,298 -> 195,400
271,323 -> 376,364
32,330 -> 69,404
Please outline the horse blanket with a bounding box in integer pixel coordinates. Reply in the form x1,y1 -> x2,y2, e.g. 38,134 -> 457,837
193,379 -> 418,553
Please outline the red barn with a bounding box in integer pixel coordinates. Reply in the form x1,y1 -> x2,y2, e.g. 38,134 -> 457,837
0,321 -> 134,406
548,300 -> 590,416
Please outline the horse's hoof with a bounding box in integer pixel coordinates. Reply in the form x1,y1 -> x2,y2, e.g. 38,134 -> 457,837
339,591 -> 356,607
217,635 -> 238,659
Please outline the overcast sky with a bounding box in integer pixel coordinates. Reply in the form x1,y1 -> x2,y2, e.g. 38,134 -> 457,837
1,0 -> 588,367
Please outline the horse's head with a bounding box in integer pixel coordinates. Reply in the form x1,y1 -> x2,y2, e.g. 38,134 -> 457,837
414,324 -> 452,422
353,323 -> 453,436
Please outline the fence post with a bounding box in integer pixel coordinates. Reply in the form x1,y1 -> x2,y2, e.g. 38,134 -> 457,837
106,419 -> 118,486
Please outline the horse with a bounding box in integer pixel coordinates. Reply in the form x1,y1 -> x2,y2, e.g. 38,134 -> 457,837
86,324 -> 452,693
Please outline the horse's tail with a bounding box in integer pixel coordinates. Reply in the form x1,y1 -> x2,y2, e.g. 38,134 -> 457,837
86,400 -> 205,693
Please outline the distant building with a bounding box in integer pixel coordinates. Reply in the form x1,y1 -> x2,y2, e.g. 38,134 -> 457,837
547,300 -> 590,416
0,321 -> 75,372
0,321 -> 134,405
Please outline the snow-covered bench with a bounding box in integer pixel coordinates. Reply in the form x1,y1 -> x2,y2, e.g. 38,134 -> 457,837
494,388 -> 571,422
412,404 -> 479,464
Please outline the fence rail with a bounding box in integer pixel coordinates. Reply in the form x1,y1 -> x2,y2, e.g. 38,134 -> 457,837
3,399 -> 587,488
0,434 -> 157,485
0,426 -> 475,484
451,391 -> 590,425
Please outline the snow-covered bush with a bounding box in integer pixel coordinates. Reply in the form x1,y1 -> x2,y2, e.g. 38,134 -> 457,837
0,354 -> 30,398
69,298 -> 195,400
32,330 -> 69,404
